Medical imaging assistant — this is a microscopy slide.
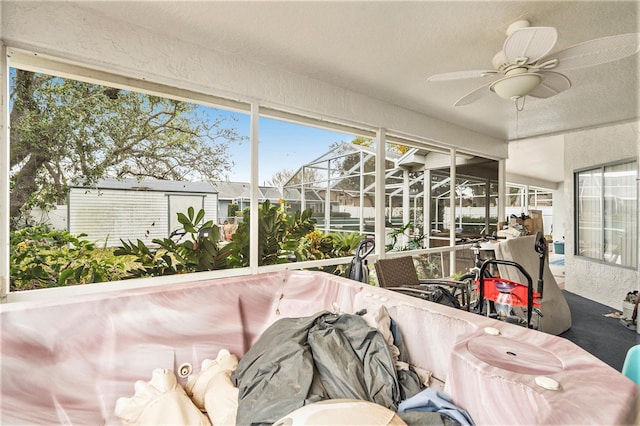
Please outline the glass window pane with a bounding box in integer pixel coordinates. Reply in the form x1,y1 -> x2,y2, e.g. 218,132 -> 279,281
430,170 -> 452,239
576,161 -> 637,268
505,184 -> 553,236
603,162 -> 637,267
530,188 -> 553,207
576,169 -> 603,260
261,117 -> 367,268
9,68 -> 250,290
507,185 -> 526,209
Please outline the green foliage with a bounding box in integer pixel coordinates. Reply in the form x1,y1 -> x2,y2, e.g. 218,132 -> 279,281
454,216 -> 499,234
327,232 -> 367,256
227,203 -> 239,218
350,136 -> 408,154
9,225 -> 126,290
460,216 -> 499,224
294,230 -> 336,261
115,207 -> 232,277
9,206 -> 369,290
386,222 -> 425,252
351,136 -> 374,147
414,254 -> 442,279
450,271 -> 464,280
321,232 -> 368,277
226,200 -> 318,267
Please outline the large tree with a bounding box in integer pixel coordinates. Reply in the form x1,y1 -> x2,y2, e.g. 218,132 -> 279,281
266,169 -> 296,188
266,168 -> 324,188
9,69 -> 247,225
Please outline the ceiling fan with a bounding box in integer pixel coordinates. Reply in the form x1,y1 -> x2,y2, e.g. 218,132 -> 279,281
427,20 -> 640,106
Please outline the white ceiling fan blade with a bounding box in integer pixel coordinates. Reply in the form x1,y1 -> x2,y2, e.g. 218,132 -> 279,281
528,71 -> 571,98
427,70 -> 497,82
549,33 -> 640,71
503,27 -> 558,64
454,83 -> 492,106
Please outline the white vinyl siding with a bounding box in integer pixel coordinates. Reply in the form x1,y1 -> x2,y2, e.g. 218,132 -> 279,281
203,195 -> 218,227
68,188 -> 167,247
167,194 -> 218,235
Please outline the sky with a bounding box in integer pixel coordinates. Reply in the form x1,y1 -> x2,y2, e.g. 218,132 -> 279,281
217,110 -> 356,184
9,67 -> 355,186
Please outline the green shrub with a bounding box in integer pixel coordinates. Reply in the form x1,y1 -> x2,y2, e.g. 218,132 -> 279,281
227,203 -> 239,218
10,225 -> 126,290
226,200 -> 317,267
10,207 -> 374,289
327,232 -> 366,257
115,207 -> 232,277
294,230 -> 335,261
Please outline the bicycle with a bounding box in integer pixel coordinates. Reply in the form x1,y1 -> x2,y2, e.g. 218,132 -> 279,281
457,235 -> 499,285
393,237 -> 497,311
455,235 -> 499,311
458,233 -> 547,329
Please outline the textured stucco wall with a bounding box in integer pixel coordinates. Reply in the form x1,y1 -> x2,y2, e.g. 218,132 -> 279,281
0,1 -> 506,158
551,182 -> 565,242
563,121 -> 639,309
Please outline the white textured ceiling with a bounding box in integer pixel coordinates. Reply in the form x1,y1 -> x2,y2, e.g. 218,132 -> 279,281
76,1 -> 639,183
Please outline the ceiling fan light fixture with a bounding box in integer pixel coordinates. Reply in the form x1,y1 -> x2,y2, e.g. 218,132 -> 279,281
489,73 -> 543,100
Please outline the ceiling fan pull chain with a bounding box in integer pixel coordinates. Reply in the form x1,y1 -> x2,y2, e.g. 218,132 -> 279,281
514,97 -> 526,139
515,101 -> 519,139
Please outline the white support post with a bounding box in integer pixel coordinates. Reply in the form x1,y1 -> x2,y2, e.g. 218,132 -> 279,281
388,195 -> 391,223
484,177 -> 490,234
458,185 -> 463,229
424,169 -> 431,248
301,166 -> 306,211
636,137 -> 639,275
449,148 -> 457,276
325,160 -> 331,232
498,159 -> 506,225
1,44 -> 9,301
359,151 -> 364,234
375,129 -> 387,259
249,102 -> 259,273
402,168 -> 410,248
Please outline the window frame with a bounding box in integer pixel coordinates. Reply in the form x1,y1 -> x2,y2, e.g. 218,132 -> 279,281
574,157 -> 638,269
1,46 -> 505,302
2,47 -> 381,301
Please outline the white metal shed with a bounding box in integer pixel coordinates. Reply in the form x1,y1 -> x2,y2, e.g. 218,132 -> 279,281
68,178 -> 218,247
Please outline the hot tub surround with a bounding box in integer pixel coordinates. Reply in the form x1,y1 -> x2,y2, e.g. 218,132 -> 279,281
0,271 -> 636,424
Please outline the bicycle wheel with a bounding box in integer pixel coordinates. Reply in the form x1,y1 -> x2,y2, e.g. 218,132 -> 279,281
462,270 -> 499,315
418,279 -> 468,310
458,273 -> 478,311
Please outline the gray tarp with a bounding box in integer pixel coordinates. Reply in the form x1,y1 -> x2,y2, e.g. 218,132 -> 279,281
231,311 -> 406,426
